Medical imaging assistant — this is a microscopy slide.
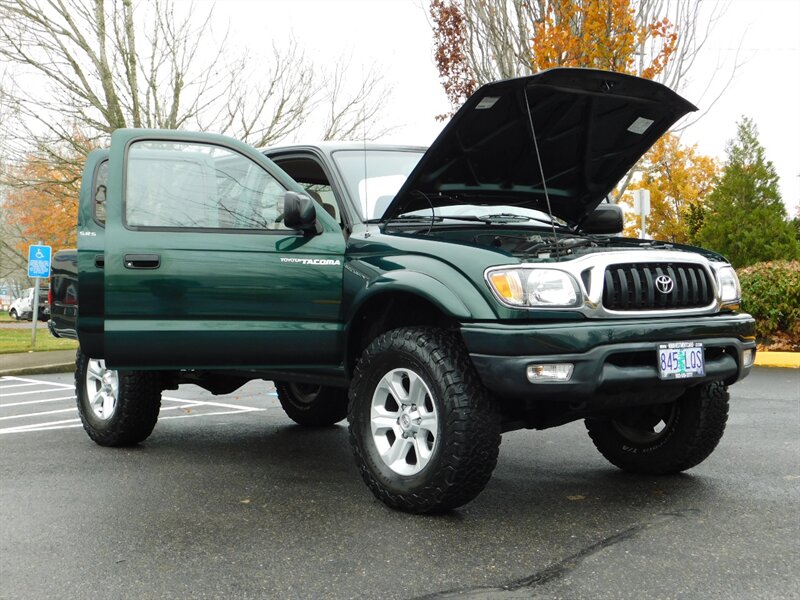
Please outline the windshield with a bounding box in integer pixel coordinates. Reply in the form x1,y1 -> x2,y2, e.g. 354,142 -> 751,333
332,149 -> 424,220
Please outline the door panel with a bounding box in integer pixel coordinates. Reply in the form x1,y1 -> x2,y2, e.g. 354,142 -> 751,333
77,150 -> 109,358
104,130 -> 346,370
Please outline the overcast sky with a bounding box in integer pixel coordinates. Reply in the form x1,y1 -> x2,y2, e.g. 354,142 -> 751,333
203,0 -> 799,216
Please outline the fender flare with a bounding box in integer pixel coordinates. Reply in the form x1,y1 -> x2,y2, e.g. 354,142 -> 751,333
348,270 -> 475,322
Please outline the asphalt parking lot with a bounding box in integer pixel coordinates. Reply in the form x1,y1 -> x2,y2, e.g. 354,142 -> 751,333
1,368 -> 798,600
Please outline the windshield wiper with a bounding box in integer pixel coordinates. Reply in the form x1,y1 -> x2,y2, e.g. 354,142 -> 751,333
372,213 -> 568,228
366,214 -> 444,224
476,213 -> 539,223
476,213 -> 569,228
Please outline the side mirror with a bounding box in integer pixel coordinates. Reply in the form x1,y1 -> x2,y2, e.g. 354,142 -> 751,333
581,204 -> 624,234
283,191 -> 319,235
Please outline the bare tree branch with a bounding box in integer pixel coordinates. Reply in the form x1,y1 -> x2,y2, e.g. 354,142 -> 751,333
321,58 -> 394,141
0,0 -> 393,154
0,0 -> 397,275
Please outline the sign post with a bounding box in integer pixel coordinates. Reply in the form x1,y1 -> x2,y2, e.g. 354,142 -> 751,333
633,189 -> 651,239
27,243 -> 52,347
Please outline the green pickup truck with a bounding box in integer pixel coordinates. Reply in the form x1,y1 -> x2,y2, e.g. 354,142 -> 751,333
50,68 -> 756,513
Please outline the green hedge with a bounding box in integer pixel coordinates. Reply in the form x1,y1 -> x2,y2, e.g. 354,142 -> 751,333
738,260 -> 800,345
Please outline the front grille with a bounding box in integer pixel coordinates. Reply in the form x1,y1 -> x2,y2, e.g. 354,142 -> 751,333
602,263 -> 714,311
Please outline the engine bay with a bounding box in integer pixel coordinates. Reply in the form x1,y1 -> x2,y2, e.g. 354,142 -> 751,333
412,226 -> 697,261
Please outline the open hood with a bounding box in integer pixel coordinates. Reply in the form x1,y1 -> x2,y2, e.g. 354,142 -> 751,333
382,68 -> 697,226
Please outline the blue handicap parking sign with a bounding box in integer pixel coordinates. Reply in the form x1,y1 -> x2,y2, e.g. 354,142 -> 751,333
28,245 -> 52,278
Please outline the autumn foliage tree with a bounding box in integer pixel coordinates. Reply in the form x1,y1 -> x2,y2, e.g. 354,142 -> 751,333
2,135 -> 89,257
430,0 -> 477,119
530,0 -> 677,77
429,0 -> 728,233
429,0 -> 713,113
622,133 -> 718,242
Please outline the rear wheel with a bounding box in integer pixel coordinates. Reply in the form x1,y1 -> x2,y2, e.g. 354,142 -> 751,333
585,381 -> 729,474
274,381 -> 348,427
349,327 -> 501,513
75,349 -> 162,446
9,309 -> 18,320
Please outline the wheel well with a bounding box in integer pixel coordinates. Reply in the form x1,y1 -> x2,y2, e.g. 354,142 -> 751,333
346,293 -> 459,378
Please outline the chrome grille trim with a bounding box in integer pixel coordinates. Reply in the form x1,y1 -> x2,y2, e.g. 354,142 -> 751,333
602,263 -> 714,311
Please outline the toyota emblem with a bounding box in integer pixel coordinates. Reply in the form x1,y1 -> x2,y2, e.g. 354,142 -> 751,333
655,275 -> 674,294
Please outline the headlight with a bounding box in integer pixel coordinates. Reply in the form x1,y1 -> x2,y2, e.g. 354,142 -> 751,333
715,265 -> 741,304
487,268 -> 581,308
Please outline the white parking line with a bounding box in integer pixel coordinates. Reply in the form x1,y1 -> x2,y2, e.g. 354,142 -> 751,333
0,407 -> 77,421
0,395 -> 76,408
0,375 -> 74,389
0,418 -> 83,434
0,387 -> 78,398
0,381 -> 47,390
162,396 -> 263,412
160,409 -> 262,420
0,378 -> 265,436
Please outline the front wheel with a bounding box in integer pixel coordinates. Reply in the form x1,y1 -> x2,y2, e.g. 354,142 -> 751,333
75,349 -> 162,446
9,309 -> 18,320
274,381 -> 348,427
348,327 -> 501,513
585,381 -> 729,474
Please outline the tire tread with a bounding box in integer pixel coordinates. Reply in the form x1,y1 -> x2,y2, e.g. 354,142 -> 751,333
275,382 -> 348,427
75,349 -> 161,447
585,381 -> 729,474
348,327 -> 501,513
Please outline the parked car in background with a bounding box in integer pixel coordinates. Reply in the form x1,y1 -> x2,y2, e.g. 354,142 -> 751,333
8,285 -> 50,321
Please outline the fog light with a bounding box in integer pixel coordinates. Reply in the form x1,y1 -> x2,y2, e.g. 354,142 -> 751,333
743,349 -> 755,368
527,363 -> 574,383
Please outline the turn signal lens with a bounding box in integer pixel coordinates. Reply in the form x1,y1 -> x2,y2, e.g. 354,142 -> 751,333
488,271 -> 524,306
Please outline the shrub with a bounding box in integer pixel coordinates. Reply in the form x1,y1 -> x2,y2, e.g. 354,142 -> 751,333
738,260 -> 800,350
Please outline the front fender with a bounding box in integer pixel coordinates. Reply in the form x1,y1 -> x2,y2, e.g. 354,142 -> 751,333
346,250 -> 506,323
357,270 -> 473,319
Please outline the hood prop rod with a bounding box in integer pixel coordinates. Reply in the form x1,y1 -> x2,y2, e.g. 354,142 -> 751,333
523,87 -> 560,259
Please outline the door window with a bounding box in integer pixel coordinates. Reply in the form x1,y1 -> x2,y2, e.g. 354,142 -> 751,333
94,160 -> 108,225
125,141 -> 289,231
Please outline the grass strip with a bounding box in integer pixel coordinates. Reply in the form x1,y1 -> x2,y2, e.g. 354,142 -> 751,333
0,329 -> 78,354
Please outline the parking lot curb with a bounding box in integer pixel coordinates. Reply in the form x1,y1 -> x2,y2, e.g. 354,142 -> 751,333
0,349 -> 77,378
0,362 -> 75,377
754,352 -> 800,369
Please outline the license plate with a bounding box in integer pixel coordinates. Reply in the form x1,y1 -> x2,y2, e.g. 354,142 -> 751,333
657,342 -> 705,380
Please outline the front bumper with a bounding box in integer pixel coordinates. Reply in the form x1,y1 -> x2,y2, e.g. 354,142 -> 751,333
461,314 -> 756,401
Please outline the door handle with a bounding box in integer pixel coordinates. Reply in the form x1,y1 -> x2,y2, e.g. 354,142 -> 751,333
94,254 -> 105,269
124,254 -> 161,269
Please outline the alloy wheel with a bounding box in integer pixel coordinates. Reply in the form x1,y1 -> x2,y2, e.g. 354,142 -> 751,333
370,367 -> 438,476
85,359 -> 119,420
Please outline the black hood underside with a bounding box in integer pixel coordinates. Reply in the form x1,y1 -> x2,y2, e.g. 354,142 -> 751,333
383,68 -> 697,227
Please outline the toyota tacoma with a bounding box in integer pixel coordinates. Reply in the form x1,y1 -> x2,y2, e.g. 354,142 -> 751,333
49,68 -> 756,513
